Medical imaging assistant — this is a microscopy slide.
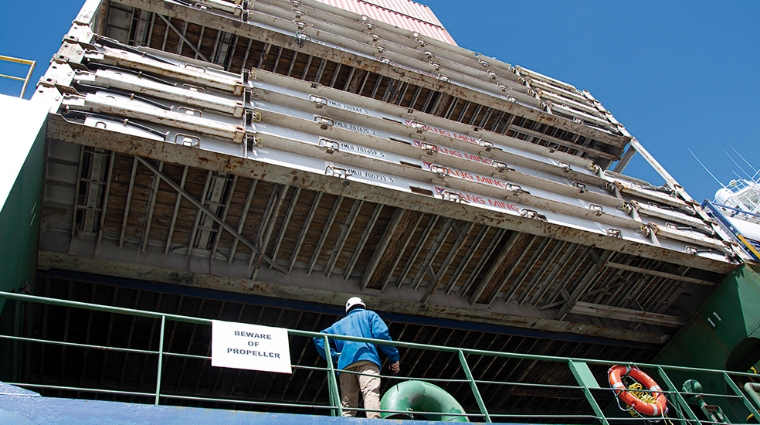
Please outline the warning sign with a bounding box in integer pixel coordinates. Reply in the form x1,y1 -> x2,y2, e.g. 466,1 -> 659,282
211,320 -> 292,374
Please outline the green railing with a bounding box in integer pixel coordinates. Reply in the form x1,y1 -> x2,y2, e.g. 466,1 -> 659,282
1,290 -> 759,424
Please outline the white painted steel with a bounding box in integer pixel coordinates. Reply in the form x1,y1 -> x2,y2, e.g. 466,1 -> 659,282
649,224 -> 728,253
86,45 -> 244,94
63,91 -> 247,143
628,201 -> 708,230
195,0 -> 244,16
73,68 -> 245,117
612,181 -> 690,210
258,0 -> 518,82
247,69 -> 603,168
252,1 -> 530,97
248,6 -> 545,109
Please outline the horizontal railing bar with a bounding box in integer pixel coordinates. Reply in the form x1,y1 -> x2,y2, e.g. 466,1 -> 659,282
678,390 -> 745,399
162,352 -> 208,361
382,376 -> 472,384
473,379 -> 583,390
160,393 -> 334,411
0,334 -> 159,356
0,292 -> 209,324
0,55 -> 35,65
587,385 -> 746,399
0,74 -> 26,82
340,369 -> 471,384
600,418 -> 692,423
3,291 -> 758,380
488,413 -> 600,419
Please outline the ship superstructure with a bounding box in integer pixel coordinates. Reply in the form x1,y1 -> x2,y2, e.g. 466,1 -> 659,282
1,0 -> 759,423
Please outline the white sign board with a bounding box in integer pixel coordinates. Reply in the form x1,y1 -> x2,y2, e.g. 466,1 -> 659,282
211,320 -> 292,374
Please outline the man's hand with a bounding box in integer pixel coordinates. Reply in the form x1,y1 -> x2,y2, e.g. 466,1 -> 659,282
390,361 -> 400,373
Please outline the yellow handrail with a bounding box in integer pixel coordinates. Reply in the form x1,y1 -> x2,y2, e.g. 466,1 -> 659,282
0,54 -> 36,98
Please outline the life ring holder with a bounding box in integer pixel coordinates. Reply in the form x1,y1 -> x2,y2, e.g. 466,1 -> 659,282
608,365 -> 668,417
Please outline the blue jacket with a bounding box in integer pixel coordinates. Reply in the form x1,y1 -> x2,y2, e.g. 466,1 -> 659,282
313,308 -> 400,370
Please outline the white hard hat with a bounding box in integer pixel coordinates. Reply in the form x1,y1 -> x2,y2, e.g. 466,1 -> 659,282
345,297 -> 365,313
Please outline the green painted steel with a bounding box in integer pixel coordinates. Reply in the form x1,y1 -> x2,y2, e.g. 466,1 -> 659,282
457,350 -> 489,422
0,99 -> 47,314
0,96 -> 48,381
380,380 -> 469,422
654,263 -> 760,422
323,334 -> 342,417
568,360 -> 607,425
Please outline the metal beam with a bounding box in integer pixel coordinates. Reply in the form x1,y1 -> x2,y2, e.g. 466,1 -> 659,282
325,199 -> 363,278
307,195 -> 344,275
255,184 -> 291,272
605,262 -> 716,286
360,208 -> 405,290
570,302 -> 687,328
135,157 -> 285,273
210,175 -> 238,260
421,222 -> 474,303
503,237 -> 549,304
228,179 -> 257,263
411,218 -> 455,290
289,192 -> 322,273
164,165 -> 189,255
250,184 -> 284,266
462,228 -> 507,299
157,14 -> 209,62
528,243 -> 579,306
395,215 -> 439,288
185,170 -> 213,257
343,204 -> 383,280
518,241 -> 567,305
270,187 -> 301,266
118,157 -> 138,248
96,151 -> 116,247
557,250 -> 614,320
444,224 -> 489,295
140,160 -> 164,251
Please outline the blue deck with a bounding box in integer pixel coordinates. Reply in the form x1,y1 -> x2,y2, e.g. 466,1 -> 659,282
2,383 -> 533,425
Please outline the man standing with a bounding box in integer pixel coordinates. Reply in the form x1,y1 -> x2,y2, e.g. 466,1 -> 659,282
313,297 -> 401,418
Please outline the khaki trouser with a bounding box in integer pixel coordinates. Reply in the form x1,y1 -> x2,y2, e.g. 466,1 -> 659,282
340,360 -> 381,418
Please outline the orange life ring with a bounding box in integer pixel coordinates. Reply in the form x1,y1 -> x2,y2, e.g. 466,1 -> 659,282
608,365 -> 668,417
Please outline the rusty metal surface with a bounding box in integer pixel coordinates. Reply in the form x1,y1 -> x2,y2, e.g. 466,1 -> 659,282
40,120 -> 728,344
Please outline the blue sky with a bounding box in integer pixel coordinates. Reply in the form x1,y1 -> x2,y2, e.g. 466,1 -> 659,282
1,1 -> 758,202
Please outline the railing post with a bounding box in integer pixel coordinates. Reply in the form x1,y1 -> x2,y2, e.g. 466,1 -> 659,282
723,371 -> 760,421
155,315 -> 166,405
656,366 -> 701,424
567,360 -> 607,425
323,334 -> 343,417
12,299 -> 21,382
458,350 -> 490,422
